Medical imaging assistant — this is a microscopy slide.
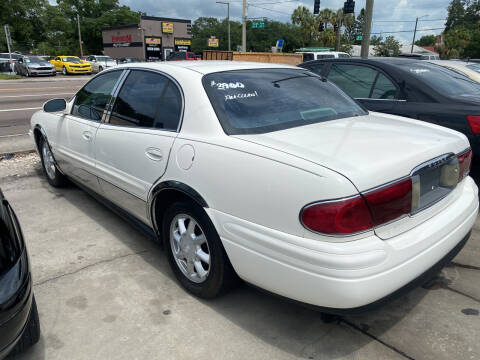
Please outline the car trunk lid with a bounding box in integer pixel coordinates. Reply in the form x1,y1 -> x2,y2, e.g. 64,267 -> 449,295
233,112 -> 469,239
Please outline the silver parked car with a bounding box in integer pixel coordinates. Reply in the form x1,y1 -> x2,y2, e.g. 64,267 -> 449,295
85,55 -> 117,73
15,56 -> 56,77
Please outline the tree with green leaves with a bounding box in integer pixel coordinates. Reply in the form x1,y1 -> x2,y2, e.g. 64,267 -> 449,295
373,36 -> 401,57
291,6 -> 315,47
415,35 -> 437,47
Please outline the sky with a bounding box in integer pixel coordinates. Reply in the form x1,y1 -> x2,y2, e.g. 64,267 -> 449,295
118,0 -> 450,44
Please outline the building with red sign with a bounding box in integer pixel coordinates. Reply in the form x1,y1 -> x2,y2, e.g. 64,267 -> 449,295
102,15 -> 192,61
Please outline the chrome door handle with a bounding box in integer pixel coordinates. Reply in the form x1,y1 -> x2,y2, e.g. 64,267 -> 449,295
82,131 -> 92,141
145,148 -> 163,161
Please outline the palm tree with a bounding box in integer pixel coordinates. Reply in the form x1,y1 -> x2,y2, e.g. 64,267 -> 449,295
332,9 -> 355,51
292,6 -> 315,47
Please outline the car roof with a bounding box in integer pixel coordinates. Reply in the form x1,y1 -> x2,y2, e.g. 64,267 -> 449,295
302,57 -> 426,67
117,61 -> 298,75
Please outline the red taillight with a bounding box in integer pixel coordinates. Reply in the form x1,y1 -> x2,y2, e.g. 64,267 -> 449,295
301,196 -> 373,235
467,115 -> 480,134
458,149 -> 472,181
363,178 -> 412,226
301,178 -> 412,235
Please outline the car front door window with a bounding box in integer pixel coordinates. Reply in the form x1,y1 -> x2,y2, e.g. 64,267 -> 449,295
72,70 -> 123,121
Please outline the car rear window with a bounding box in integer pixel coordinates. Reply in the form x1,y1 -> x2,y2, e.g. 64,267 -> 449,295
399,62 -> 480,96
203,68 -> 367,135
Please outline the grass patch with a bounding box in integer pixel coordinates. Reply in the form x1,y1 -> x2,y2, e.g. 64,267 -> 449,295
0,73 -> 23,80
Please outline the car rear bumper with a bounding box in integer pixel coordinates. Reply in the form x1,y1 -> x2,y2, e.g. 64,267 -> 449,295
208,176 -> 478,311
0,251 -> 33,359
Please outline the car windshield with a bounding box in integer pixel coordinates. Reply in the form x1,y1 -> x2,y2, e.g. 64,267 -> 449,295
398,62 -> 480,96
96,56 -> 113,62
203,68 -> 367,135
62,57 -> 81,63
24,57 -> 44,63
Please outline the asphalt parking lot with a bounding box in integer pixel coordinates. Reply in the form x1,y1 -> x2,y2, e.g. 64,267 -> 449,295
0,152 -> 478,360
0,74 -> 91,154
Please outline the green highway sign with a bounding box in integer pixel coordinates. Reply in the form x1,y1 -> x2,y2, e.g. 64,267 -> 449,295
251,21 -> 266,29
356,35 -> 363,41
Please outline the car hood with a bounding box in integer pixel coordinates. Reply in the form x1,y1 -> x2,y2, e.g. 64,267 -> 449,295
28,62 -> 53,68
232,112 -> 469,191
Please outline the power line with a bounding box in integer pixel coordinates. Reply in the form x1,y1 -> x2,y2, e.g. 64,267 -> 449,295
371,27 -> 444,35
373,19 -> 446,23
249,3 -> 292,15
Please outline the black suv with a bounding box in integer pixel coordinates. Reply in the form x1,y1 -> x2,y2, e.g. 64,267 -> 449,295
0,189 -> 40,358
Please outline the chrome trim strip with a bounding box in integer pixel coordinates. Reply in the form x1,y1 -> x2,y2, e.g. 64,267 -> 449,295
356,98 -> 407,102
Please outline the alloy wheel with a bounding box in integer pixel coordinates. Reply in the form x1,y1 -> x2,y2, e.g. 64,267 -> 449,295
41,141 -> 56,180
169,214 -> 211,283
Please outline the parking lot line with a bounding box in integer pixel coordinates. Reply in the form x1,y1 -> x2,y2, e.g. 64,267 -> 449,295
0,107 -> 42,112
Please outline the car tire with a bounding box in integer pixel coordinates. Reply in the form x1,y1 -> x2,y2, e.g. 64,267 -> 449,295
62,66 -> 68,75
39,136 -> 67,187
25,70 -> 29,77
98,66 -> 103,72
9,295 -> 40,356
162,200 -> 238,299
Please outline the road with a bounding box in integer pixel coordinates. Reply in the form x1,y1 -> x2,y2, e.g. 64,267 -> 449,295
0,76 -> 90,154
0,153 -> 479,360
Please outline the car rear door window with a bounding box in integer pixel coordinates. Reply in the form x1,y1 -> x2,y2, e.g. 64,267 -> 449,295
327,64 -> 378,98
72,70 -> 122,121
109,70 -> 182,130
371,73 -> 397,99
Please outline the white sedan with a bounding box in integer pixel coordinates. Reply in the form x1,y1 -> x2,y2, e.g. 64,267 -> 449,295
30,61 -> 478,312
85,55 -> 117,73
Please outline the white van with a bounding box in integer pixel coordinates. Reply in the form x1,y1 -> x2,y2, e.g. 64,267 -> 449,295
298,51 -> 351,62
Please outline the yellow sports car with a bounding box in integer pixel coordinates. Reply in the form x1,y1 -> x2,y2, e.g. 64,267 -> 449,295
50,56 -> 92,75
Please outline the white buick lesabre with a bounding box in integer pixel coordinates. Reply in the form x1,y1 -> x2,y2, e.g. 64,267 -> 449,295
30,61 -> 478,312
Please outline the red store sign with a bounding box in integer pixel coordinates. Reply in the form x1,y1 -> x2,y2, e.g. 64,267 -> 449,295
112,34 -> 132,43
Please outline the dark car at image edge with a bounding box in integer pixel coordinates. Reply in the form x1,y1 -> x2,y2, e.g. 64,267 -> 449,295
299,57 -> 480,168
0,189 -> 40,359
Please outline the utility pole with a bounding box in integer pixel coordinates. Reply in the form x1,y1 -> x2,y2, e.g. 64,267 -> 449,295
4,25 -> 13,74
360,0 -> 373,58
242,0 -> 247,51
411,17 -> 418,53
217,1 -> 231,51
411,15 -> 428,53
77,13 -> 83,57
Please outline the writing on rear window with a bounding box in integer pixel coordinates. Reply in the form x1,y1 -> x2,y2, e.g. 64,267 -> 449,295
225,91 -> 258,101
211,81 -> 245,91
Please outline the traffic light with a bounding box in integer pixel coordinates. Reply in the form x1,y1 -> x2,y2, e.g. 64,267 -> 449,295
334,23 -> 339,32
343,0 -> 355,14
314,0 -> 320,15
318,22 -> 324,32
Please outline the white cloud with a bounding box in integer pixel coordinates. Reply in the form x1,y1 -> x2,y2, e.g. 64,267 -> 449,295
119,0 -> 449,45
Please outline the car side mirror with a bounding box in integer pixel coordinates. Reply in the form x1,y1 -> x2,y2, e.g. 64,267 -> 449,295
44,99 -> 67,113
